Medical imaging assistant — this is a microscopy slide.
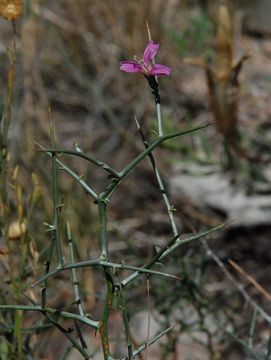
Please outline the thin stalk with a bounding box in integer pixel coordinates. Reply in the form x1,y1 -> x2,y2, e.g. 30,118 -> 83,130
14,310 -> 23,359
100,268 -> 114,360
229,259 -> 271,303
121,326 -> 174,359
202,240 -> 271,326
59,346 -> 74,360
36,127 -> 207,205
267,330 -> 271,360
30,258 -> 180,289
41,238 -> 54,309
46,319 -> 89,358
67,221 -> 84,316
74,320 -> 90,357
117,285 -> 133,359
97,159 -> 114,359
35,141 -> 98,200
24,294 -> 92,359
146,24 -> 163,137
248,307 -> 257,349
0,304 -> 99,330
98,199 -> 109,260
50,122 -> 63,268
135,116 -> 178,237
159,223 -> 227,260
146,276 -> 151,360
122,223 -> 227,287
224,329 -> 262,360
157,102 -> 163,137
57,158 -> 98,200
99,177 -> 121,203
38,148 -> 120,179
119,125 -> 209,179
1,322 -> 53,333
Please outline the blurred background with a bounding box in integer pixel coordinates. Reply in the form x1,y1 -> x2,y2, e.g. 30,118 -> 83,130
0,0 -> 271,359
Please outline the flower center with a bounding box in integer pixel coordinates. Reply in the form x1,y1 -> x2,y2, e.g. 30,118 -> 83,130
139,59 -> 152,75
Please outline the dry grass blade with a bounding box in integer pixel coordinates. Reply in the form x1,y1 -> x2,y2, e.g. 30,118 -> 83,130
202,240 -> 271,325
208,4 -> 239,138
216,4 -> 233,81
229,259 -> 271,303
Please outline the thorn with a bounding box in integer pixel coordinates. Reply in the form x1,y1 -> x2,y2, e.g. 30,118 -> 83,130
133,114 -> 140,130
74,142 -> 83,153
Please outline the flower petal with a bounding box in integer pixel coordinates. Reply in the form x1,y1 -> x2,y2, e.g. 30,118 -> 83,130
143,41 -> 159,65
150,64 -> 172,76
120,61 -> 142,73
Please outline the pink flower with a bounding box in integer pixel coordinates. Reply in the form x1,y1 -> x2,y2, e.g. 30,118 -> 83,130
120,41 -> 172,77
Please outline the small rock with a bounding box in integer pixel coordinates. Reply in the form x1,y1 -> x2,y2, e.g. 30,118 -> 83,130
170,163 -> 271,227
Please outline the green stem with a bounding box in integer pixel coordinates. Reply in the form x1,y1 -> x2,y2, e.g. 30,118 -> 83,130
1,322 -> 54,333
0,304 -> 99,329
157,102 -> 163,137
100,268 -> 114,360
57,158 -> 98,199
30,259 -> 179,289
98,199 -> 109,260
98,127 -> 208,209
224,329 -> 262,360
119,125 -> 209,179
36,141 -> 98,200
146,75 -> 163,136
39,148 -> 120,179
135,118 -> 179,237
117,285 -> 133,359
121,223 -> 227,287
100,177 -> 121,202
50,123 -> 63,268
67,222 -> 84,316
145,28 -> 163,136
121,326 -> 174,359
25,293 -> 92,359
41,221 -> 56,309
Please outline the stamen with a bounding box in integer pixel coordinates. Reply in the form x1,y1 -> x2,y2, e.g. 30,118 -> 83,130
139,59 -> 149,75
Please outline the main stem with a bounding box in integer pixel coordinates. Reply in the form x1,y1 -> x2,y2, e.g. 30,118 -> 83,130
100,268 -> 114,360
157,102 -> 163,137
146,75 -> 163,136
67,222 -> 84,317
152,153 -> 178,237
98,199 -> 108,260
97,192 -> 114,359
